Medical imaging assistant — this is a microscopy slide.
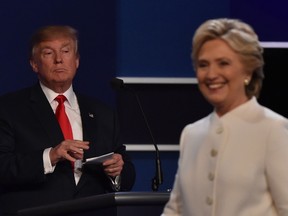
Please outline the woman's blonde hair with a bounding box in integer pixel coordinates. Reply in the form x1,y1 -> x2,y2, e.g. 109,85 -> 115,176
192,18 -> 264,98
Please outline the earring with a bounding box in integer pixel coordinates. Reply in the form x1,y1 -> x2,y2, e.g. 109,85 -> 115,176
244,79 -> 249,86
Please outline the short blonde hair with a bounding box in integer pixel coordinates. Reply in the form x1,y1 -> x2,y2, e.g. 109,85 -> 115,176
192,18 -> 264,98
29,25 -> 79,59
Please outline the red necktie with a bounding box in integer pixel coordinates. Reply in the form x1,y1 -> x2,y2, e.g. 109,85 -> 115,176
55,95 -> 73,140
55,95 -> 75,169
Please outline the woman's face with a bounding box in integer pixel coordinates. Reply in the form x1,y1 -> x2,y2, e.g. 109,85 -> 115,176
196,39 -> 250,116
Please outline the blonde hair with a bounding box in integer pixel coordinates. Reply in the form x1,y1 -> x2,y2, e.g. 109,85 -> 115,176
29,25 -> 79,59
192,18 -> 264,98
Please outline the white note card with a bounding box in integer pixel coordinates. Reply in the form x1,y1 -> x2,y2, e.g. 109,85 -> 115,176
84,152 -> 114,165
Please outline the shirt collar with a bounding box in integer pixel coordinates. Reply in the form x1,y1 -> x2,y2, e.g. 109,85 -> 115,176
39,82 -> 77,108
214,96 -> 258,121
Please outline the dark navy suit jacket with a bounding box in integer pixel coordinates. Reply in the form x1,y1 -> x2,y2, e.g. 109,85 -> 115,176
0,83 -> 135,215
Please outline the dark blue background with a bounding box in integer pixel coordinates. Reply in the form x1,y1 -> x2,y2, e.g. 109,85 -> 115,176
0,0 -> 287,192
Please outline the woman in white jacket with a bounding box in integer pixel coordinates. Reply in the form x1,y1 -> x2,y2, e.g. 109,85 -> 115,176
162,18 -> 288,216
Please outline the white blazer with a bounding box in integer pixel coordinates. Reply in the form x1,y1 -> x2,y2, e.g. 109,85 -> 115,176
162,97 -> 288,216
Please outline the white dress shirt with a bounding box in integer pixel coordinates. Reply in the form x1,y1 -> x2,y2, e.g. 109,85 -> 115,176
40,82 -> 83,184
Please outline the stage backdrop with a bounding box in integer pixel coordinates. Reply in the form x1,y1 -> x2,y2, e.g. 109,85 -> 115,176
0,0 -> 287,192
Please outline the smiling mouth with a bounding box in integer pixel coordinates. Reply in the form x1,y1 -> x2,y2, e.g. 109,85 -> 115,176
207,83 -> 224,89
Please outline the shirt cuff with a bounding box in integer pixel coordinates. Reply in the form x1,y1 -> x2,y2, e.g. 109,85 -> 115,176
43,147 -> 56,174
109,175 -> 121,191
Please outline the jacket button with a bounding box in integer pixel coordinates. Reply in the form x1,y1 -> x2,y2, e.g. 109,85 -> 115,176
206,197 -> 213,205
208,172 -> 215,181
211,149 -> 218,157
216,127 -> 223,134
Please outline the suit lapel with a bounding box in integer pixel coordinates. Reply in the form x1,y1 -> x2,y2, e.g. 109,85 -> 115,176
77,95 -> 99,155
76,95 -> 101,189
29,84 -> 76,184
29,84 -> 64,147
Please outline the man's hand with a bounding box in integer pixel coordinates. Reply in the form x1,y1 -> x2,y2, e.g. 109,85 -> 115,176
50,140 -> 90,165
102,153 -> 124,177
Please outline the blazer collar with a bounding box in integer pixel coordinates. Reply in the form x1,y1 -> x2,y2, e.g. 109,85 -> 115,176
29,83 -> 64,147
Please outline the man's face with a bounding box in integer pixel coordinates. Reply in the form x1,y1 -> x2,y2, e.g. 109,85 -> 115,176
30,37 -> 79,93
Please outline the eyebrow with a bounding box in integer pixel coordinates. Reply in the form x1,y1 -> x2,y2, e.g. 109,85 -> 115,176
198,56 -> 231,62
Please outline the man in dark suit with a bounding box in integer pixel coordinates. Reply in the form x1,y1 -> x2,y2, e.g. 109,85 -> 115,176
0,25 -> 135,215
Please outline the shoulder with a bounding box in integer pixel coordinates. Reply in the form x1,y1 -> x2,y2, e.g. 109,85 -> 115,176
241,98 -> 288,128
247,101 -> 288,138
0,85 -> 36,104
76,93 -> 111,107
183,114 -> 212,131
261,106 -> 288,127
181,114 -> 212,139
76,93 -> 116,115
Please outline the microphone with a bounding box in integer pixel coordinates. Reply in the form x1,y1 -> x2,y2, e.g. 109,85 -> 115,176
110,77 -> 163,191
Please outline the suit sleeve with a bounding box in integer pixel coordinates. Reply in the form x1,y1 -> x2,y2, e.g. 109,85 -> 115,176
0,104 -> 46,186
111,109 -> 136,191
266,120 -> 288,215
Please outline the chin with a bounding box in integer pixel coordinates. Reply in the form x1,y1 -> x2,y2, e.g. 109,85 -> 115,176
205,95 -> 225,106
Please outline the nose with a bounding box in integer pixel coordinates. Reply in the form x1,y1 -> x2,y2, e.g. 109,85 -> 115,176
206,65 -> 218,79
54,52 -> 63,64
